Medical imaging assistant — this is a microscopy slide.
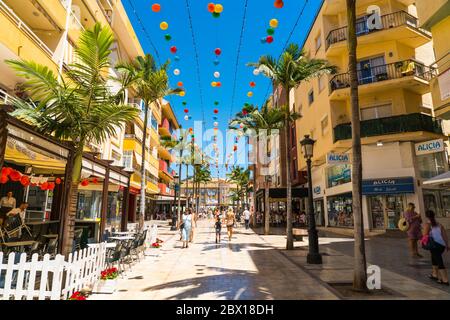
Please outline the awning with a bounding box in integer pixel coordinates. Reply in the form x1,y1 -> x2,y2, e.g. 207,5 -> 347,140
423,171 -> 450,186
256,188 -> 308,199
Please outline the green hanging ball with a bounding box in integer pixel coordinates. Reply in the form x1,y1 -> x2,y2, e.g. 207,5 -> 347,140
267,28 -> 275,35
212,12 -> 220,18
182,101 -> 187,106
244,102 -> 249,107
214,101 -> 219,106
164,34 -> 172,41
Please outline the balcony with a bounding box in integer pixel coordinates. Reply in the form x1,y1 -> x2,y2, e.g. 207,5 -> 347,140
0,0 -> 58,72
325,11 -> 432,56
329,60 -> 435,99
158,159 -> 173,182
159,118 -> 171,138
158,183 -> 174,196
333,113 -> 443,143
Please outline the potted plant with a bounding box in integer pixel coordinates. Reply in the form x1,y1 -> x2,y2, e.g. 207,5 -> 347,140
151,242 -> 161,248
68,291 -> 87,300
94,267 -> 119,294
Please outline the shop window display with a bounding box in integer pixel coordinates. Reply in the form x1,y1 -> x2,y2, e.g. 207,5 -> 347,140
326,164 -> 351,188
76,190 -> 102,220
327,194 -> 353,227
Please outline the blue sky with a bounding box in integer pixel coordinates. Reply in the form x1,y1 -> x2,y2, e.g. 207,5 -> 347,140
123,0 -> 323,178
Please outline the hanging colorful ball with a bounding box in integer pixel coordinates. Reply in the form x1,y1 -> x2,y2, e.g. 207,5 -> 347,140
184,115 -> 189,121
260,37 -> 267,44
274,0 -> 284,9
174,56 -> 180,61
179,91 -> 185,97
249,81 -> 256,87
213,116 -> 218,120
0,175 -> 9,184
214,48 -> 222,56
253,69 -> 260,76
267,28 -> 275,35
207,3 -> 215,13
214,101 -> 219,106
55,177 -> 62,184
233,145 -> 238,151
214,71 -> 220,78
184,108 -> 189,113
151,3 -> 161,12
213,59 -> 220,66
214,122 -> 219,127
214,109 -> 219,114
164,34 -> 172,41
80,179 -> 89,187
247,91 -> 253,97
270,19 -> 279,28
177,81 -> 183,87
182,101 -> 187,106
9,170 -> 21,182
216,82 -> 221,87
174,69 -> 180,76
20,175 -> 30,187
214,4 -> 223,13
266,36 -> 274,43
212,12 -> 220,18
211,81 -> 217,87
242,109 -> 248,115
160,21 -> 168,30
170,46 -> 177,54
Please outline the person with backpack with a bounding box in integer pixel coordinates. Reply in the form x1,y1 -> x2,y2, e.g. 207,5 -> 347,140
422,210 -> 449,286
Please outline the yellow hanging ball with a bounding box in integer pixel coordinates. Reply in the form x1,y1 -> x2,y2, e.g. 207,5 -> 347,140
160,21 -> 168,30
270,19 -> 278,28
211,81 -> 217,87
179,91 -> 186,97
247,91 -> 253,97
214,4 -> 223,13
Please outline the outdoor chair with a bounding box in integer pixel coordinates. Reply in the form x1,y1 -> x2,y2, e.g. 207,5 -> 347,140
3,215 -> 32,241
106,242 -> 125,276
130,233 -> 142,262
26,241 -> 43,260
119,240 -> 134,272
43,239 -> 58,258
138,229 -> 148,256
73,228 -> 83,252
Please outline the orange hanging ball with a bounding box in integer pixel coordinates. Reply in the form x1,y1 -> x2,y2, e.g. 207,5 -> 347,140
274,0 -> 284,9
207,3 -> 215,13
177,81 -> 183,87
151,3 -> 161,12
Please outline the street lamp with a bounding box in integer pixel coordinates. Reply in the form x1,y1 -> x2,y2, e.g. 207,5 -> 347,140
171,173 -> 179,231
300,135 -> 322,264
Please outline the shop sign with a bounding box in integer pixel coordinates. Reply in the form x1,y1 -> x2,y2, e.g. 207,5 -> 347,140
362,177 -> 414,195
313,186 -> 321,195
415,139 -> 444,156
326,152 -> 350,165
129,186 -> 140,195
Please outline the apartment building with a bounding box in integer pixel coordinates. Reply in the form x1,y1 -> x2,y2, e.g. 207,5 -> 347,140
294,0 -> 450,232
181,178 -> 237,209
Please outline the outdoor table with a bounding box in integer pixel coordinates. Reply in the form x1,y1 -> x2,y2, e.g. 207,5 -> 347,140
87,243 -> 116,249
111,231 -> 136,235
42,234 -> 58,239
108,236 -> 135,241
1,240 -> 37,253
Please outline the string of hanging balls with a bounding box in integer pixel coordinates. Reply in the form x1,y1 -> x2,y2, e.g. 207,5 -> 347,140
0,167 -> 99,190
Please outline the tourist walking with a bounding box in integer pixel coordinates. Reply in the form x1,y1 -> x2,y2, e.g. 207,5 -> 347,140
422,210 -> 449,285
243,207 -> 251,230
403,203 -> 423,258
180,209 -> 192,248
214,213 -> 222,243
225,207 -> 236,241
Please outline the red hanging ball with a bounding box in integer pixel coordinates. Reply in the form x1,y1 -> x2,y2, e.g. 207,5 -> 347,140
266,36 -> 274,43
216,81 -> 221,87
170,46 -> 177,54
55,177 -> 62,185
213,109 -> 219,114
177,81 -> 183,87
274,0 -> 284,9
207,3 -> 215,13
0,175 -> 8,184
1,167 -> 12,176
249,81 -> 256,87
184,109 -> 189,113
214,48 -> 222,56
48,182 -> 55,190
92,177 -> 99,184
81,179 -> 89,187
9,170 -> 22,182
40,182 -> 49,191
151,3 -> 161,12
20,175 -> 30,186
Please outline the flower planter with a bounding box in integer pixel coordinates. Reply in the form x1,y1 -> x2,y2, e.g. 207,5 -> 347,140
94,279 -> 117,294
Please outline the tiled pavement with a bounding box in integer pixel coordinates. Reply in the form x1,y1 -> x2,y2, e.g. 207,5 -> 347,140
90,220 -> 450,300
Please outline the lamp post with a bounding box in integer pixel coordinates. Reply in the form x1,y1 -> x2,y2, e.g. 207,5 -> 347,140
300,135 -> 322,264
171,173 -> 179,231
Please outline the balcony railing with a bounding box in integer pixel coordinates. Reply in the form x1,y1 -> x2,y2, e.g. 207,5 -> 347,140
326,11 -> 431,50
329,60 -> 435,94
0,89 -> 15,105
0,0 -> 54,59
159,159 -> 168,173
333,113 -> 443,142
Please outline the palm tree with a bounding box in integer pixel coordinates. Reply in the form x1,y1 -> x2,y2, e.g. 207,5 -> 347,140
6,23 -> 138,255
347,0 -> 367,291
227,166 -> 245,213
249,43 -> 336,250
116,55 -> 181,230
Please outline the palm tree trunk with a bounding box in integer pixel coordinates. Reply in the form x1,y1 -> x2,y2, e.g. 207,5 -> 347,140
347,0 -> 367,291
139,103 -> 149,230
285,89 -> 294,250
0,110 -> 7,169
185,163 -> 189,208
264,179 -> 270,235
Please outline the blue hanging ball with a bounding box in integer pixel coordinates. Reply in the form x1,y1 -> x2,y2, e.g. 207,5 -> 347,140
213,59 -> 220,66
260,37 -> 267,44
174,56 -> 180,61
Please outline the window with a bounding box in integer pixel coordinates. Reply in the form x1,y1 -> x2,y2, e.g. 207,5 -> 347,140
298,104 -> 303,117
321,116 -> 329,135
123,150 -> 133,170
417,152 -> 446,179
308,90 -> 314,105
318,75 -> 326,93
360,103 -> 392,121
315,33 -> 322,52
357,55 -> 386,84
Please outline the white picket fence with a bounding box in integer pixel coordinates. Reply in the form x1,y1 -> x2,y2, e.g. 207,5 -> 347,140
0,243 -> 107,300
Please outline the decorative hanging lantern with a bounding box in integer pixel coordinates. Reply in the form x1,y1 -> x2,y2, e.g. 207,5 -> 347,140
214,4 -> 223,13
179,91 -> 186,97
184,115 -> 189,121
214,101 -> 219,106
253,69 -> 260,76
214,122 -> 218,127
174,69 -> 180,76
211,81 -> 217,87
266,36 -> 274,43
233,145 -> 237,151
260,37 -> 267,44
274,0 -> 284,9
213,59 -> 220,66
55,177 -> 62,185
182,101 -> 187,106
247,91 -> 253,97
249,81 -> 256,87
20,175 -> 30,187
214,48 -> 222,56
170,46 -> 177,54
48,182 -> 55,190
81,179 -> 89,187
214,109 -> 218,114
1,167 -> 12,176
214,71 -> 220,78
174,56 -> 180,61
0,175 -> 9,184
40,182 -> 49,191
160,21 -> 168,30
207,3 -> 215,13
270,19 -> 279,28
212,12 -> 220,18
164,34 -> 172,41
213,116 -> 218,120
177,81 -> 183,87
9,170 -> 21,182
242,109 -> 248,115
152,3 -> 161,12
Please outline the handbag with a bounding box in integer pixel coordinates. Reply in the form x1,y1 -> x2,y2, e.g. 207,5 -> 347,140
398,217 -> 410,232
421,234 -> 438,251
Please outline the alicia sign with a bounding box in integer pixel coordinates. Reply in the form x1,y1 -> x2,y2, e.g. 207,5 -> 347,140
415,139 -> 444,156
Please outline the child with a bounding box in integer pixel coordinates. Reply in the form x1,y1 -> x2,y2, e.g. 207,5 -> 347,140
215,214 -> 222,244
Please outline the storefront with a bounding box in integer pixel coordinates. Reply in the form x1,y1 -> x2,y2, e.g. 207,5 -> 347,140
327,193 -> 353,227
363,177 -> 415,230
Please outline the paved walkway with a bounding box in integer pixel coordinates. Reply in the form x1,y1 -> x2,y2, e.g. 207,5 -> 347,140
90,220 -> 450,300
90,219 -> 337,300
